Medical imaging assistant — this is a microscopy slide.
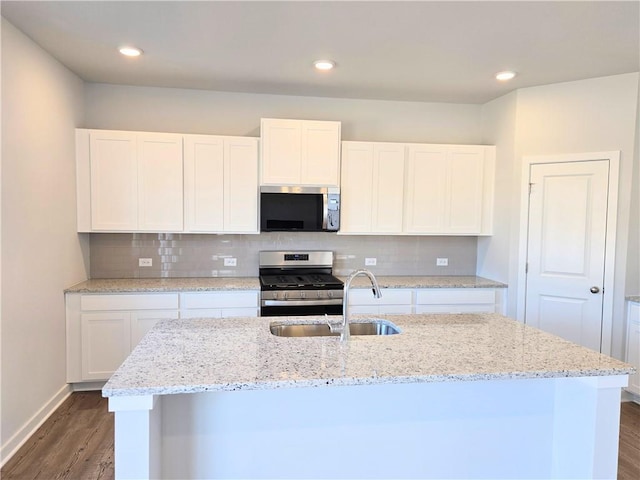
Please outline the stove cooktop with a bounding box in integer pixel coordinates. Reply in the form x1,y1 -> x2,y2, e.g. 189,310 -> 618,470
260,273 -> 343,289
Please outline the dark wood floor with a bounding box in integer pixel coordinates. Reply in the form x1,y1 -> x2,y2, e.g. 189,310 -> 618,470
2,392 -> 639,479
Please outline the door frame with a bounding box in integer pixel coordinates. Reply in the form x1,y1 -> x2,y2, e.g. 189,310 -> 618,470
516,151 -> 620,355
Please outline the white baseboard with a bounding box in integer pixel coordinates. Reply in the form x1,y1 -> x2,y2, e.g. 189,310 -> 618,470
0,383 -> 72,468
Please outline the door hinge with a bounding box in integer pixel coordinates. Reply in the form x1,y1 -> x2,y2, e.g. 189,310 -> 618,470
525,262 -> 528,273
528,183 -> 534,195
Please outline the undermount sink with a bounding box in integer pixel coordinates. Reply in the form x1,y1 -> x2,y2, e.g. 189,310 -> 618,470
270,320 -> 401,337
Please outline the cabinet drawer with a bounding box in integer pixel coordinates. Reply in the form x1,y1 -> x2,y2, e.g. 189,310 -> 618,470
349,288 -> 412,306
415,289 -> 495,305
415,304 -> 495,314
80,293 -> 179,311
180,291 -> 259,309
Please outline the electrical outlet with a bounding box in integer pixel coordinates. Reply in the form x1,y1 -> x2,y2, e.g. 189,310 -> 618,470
365,257 -> 377,266
436,257 -> 449,266
224,257 -> 237,267
139,258 -> 153,267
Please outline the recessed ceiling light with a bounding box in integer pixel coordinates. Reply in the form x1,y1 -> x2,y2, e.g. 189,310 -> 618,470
495,71 -> 517,81
119,46 -> 143,57
314,60 -> 335,71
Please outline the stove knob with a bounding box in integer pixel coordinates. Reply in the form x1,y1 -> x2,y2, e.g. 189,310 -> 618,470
272,292 -> 278,300
317,290 -> 322,298
300,291 -> 306,299
327,291 -> 333,298
283,292 -> 288,300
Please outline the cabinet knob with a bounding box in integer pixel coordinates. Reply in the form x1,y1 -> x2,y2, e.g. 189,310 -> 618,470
590,286 -> 600,294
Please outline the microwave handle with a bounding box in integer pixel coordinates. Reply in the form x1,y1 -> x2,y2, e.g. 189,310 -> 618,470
322,191 -> 329,230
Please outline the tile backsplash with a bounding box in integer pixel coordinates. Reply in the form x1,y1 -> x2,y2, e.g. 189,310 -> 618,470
89,233 -> 478,278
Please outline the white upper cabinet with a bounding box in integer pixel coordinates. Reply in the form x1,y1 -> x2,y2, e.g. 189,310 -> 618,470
137,133 -> 184,231
77,129 -> 258,234
260,118 -> 341,186
183,135 -> 259,233
340,141 -> 495,235
79,129 -> 184,232
341,142 -> 405,234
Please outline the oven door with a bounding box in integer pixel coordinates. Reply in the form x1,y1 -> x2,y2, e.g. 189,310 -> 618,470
260,298 -> 343,317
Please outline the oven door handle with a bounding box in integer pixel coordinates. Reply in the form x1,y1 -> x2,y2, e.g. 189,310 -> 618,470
262,299 -> 343,307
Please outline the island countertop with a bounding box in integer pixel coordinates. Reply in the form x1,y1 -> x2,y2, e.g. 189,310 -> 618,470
66,275 -> 505,293
102,313 -> 632,397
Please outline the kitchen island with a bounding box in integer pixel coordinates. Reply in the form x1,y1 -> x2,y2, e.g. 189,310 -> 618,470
103,313 -> 633,479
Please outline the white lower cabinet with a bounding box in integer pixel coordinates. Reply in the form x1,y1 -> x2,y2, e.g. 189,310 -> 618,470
348,289 -> 413,315
415,288 -> 497,314
67,290 -> 259,384
626,301 -> 640,397
179,291 -> 259,319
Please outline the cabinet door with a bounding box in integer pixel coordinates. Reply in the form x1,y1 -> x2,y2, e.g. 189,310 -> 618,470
225,138 -> 259,232
137,133 -> 184,231
89,131 -> 138,231
447,147 -> 484,233
261,119 -> 301,185
130,310 -> 179,348
301,121 -> 341,186
184,135 -> 225,232
81,312 -> 130,380
340,142 -> 374,232
404,145 -> 448,233
372,143 -> 405,233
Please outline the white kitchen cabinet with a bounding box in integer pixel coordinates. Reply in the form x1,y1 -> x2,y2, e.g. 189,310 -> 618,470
340,142 -> 405,234
347,288 -> 413,315
626,301 -> 640,397
78,129 -> 184,232
404,144 -> 494,235
414,288 -> 497,314
183,135 -> 259,233
260,118 -> 341,186
179,291 -> 259,318
67,293 -> 179,383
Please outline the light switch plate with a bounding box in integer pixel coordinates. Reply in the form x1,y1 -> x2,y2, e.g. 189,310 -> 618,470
139,258 -> 153,267
365,257 -> 377,266
224,257 -> 237,267
436,258 -> 449,266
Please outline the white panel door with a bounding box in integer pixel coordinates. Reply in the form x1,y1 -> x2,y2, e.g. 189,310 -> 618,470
340,142 -> 374,232
525,160 -> 610,351
404,145 -> 447,233
448,147 -> 484,233
260,119 -> 301,184
301,120 -> 341,186
89,131 -> 138,230
137,133 -> 184,231
183,135 -> 225,232
81,312 -> 130,380
224,137 -> 259,232
372,143 -> 405,233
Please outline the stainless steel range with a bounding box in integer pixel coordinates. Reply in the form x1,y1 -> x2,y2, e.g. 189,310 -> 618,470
259,251 -> 344,317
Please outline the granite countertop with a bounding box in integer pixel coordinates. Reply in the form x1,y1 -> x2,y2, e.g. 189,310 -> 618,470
627,295 -> 640,303
66,275 -> 506,293
342,275 -> 506,289
65,277 -> 261,293
102,313 -> 633,397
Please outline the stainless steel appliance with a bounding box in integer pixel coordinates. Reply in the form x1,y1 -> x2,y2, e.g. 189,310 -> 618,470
260,186 -> 340,232
259,251 -> 344,316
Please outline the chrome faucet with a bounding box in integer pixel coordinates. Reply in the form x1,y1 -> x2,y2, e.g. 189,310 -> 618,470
336,269 -> 382,342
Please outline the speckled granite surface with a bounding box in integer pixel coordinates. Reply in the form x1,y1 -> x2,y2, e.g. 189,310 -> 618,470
67,275 -> 505,293
65,277 -> 260,293
343,275 -> 506,289
103,313 -> 633,397
627,295 -> 640,303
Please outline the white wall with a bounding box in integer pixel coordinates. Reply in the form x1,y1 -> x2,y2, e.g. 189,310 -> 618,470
478,91 -> 518,298
625,79 -> 640,297
480,73 -> 639,358
84,83 -> 483,144
1,19 -> 88,463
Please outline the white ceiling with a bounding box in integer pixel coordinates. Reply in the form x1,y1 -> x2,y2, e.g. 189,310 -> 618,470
2,1 -> 639,104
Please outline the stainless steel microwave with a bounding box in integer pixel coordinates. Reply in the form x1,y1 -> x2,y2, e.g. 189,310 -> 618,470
260,186 -> 340,232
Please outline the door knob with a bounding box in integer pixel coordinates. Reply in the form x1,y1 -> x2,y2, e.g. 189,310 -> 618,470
590,286 -> 600,294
